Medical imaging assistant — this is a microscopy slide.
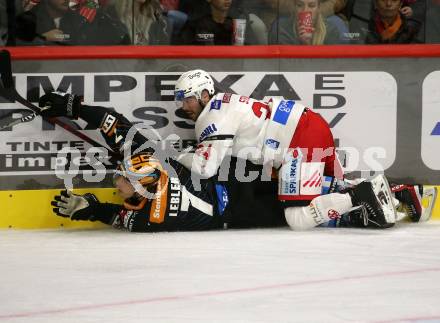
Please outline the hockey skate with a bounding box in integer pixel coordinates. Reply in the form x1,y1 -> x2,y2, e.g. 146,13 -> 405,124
346,174 -> 396,228
392,185 -> 438,222
369,174 -> 397,225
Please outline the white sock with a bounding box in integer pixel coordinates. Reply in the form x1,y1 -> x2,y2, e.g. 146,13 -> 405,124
311,193 -> 353,222
284,193 -> 353,231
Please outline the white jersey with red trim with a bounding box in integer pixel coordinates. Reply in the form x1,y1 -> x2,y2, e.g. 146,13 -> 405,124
177,93 -> 305,177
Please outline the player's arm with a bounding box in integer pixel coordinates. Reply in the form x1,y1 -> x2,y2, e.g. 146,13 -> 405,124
177,135 -> 234,178
38,91 -> 150,153
177,96 -> 239,178
51,190 -> 122,224
51,190 -> 163,232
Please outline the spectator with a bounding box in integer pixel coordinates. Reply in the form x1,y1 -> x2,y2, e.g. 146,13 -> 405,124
178,0 -> 210,20
15,0 -> 81,45
160,0 -> 188,38
112,0 -> 170,45
426,0 -> 440,43
400,0 -> 426,42
357,0 -> 425,43
176,0 -> 259,45
22,0 -> 41,11
2,0 -> 28,46
72,0 -> 131,45
229,0 -> 276,44
0,0 -> 7,45
229,0 -> 274,43
320,0 -> 350,43
263,0 -> 292,23
15,0 -> 129,45
268,0 -> 342,45
161,0 -> 179,10
365,0 -> 420,44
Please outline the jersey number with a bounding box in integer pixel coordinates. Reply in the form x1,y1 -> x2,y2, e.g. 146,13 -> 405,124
181,187 -> 213,216
251,102 -> 271,120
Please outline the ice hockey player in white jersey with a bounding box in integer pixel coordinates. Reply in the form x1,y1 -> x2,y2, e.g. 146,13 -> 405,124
173,69 -> 420,230
37,91 -> 285,231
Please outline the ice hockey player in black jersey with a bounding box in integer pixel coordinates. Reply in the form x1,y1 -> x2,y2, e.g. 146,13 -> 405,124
52,153 -> 227,232
38,91 -> 437,232
39,91 -> 285,232
36,92 -> 230,232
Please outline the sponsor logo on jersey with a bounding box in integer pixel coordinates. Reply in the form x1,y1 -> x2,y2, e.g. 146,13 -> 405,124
210,100 -> 222,111
222,93 -> 232,103
215,184 -> 229,215
309,202 -> 324,224
199,123 -> 218,141
279,148 -> 302,196
288,159 -> 299,194
327,209 -> 340,220
239,96 -> 250,103
300,162 -> 324,196
101,113 -> 117,134
149,173 -> 169,224
196,33 -> 214,41
302,169 -> 322,188
265,138 -> 280,149
431,122 -> 440,135
273,100 -> 295,125
196,143 -> 213,160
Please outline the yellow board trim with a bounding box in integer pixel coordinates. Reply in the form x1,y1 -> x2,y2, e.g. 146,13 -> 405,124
426,186 -> 440,220
1,186 -> 439,229
0,188 -> 123,229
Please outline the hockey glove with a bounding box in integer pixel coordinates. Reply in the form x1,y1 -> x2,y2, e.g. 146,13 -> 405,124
51,190 -> 100,221
38,92 -> 81,119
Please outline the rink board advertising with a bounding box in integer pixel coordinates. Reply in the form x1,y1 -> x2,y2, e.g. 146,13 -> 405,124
0,57 -> 440,190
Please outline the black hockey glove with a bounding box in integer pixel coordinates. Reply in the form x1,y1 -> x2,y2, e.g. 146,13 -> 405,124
51,190 -> 100,221
38,91 -> 81,119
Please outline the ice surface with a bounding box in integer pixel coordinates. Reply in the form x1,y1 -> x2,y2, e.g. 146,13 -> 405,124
1,222 -> 440,323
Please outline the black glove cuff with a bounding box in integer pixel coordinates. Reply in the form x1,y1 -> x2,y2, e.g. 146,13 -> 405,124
66,94 -> 81,119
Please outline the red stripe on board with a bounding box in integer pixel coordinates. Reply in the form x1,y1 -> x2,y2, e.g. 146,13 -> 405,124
2,44 -> 440,60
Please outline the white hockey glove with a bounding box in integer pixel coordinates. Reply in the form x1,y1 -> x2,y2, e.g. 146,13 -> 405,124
51,190 -> 100,221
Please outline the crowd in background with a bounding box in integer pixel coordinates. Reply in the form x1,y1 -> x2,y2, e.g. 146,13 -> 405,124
0,0 -> 439,46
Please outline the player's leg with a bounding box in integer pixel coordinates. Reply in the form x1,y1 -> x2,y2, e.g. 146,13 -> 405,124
280,110 -> 396,230
345,174 -> 396,228
392,184 -> 438,222
284,174 -> 396,230
281,110 -> 349,230
284,193 -> 353,230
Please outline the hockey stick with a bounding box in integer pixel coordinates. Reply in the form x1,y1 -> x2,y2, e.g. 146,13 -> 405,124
0,107 -> 49,131
0,49 -> 121,158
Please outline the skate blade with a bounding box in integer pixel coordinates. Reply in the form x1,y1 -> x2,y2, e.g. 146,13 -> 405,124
420,186 -> 438,222
370,174 -> 397,224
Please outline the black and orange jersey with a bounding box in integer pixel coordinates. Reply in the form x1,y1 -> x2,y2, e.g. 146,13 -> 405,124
79,105 -> 227,232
